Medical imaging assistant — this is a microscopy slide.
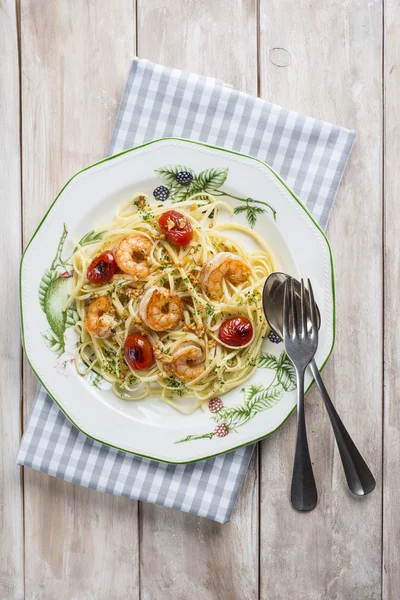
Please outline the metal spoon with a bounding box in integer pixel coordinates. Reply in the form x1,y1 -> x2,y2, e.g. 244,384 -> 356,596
263,272 -> 376,496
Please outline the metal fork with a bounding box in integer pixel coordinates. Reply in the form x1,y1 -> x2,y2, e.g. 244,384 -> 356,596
283,278 -> 318,511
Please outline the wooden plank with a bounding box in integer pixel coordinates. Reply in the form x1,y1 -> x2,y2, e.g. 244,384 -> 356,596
259,1 -> 383,598
136,2 -> 260,599
20,1 -> 139,597
137,0 -> 258,92
383,0 -> 400,597
0,1 -> 24,598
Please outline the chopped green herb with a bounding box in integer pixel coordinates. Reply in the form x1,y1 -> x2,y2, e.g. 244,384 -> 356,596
205,303 -> 215,317
141,209 -> 154,222
164,376 -> 187,397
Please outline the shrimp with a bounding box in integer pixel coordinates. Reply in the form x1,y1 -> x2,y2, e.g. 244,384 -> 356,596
171,343 -> 205,382
201,252 -> 251,300
114,235 -> 152,278
84,296 -> 117,338
139,286 -> 184,332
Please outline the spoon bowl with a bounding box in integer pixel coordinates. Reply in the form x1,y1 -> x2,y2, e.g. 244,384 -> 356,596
262,272 -> 321,338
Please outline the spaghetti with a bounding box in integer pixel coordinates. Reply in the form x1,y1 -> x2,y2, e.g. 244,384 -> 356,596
67,193 -> 275,413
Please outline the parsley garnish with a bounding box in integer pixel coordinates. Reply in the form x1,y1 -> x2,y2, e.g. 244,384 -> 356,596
205,303 -> 215,317
164,376 -> 187,397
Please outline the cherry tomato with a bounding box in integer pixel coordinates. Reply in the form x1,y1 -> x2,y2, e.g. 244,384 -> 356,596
124,333 -> 154,371
158,210 -> 193,246
218,316 -> 254,347
87,251 -> 118,284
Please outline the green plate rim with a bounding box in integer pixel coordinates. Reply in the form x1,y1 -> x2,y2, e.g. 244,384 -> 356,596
20,136 -> 336,464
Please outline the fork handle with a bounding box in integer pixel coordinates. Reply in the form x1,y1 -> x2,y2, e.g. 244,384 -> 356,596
309,359 -> 376,496
291,367 -> 318,511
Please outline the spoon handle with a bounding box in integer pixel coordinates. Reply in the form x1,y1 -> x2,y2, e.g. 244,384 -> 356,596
291,367 -> 318,511
309,359 -> 376,496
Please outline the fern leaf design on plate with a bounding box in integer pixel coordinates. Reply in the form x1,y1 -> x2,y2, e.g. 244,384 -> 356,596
244,383 -> 283,413
66,303 -> 80,328
233,201 -> 267,228
155,165 -> 198,203
276,353 -> 297,392
232,205 -> 247,215
74,229 -> 106,252
170,187 -> 195,203
246,205 -> 266,228
153,163 -> 276,224
195,168 -> 228,192
155,165 -> 196,187
257,352 -> 279,370
213,384 -> 283,427
258,351 -> 296,391
41,329 -> 64,357
213,403 -> 253,428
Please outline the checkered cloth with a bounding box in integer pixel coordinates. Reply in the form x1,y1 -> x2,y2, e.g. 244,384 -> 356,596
18,58 -> 355,523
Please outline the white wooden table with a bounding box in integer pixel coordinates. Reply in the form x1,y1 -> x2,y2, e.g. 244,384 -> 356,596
1,1 -> 397,598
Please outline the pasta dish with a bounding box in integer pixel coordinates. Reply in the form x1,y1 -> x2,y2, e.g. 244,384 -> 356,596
67,193 -> 274,413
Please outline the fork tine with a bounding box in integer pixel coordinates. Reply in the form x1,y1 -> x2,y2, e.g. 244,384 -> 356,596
307,279 -> 318,336
290,278 -> 298,338
300,278 -> 307,337
283,280 -> 290,340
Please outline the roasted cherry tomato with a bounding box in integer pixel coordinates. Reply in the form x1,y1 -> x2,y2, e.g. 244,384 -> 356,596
218,316 -> 253,347
87,251 -> 118,284
124,333 -> 154,371
158,210 -> 193,246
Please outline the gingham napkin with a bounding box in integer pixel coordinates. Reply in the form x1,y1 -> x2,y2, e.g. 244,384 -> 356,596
18,58 -> 355,523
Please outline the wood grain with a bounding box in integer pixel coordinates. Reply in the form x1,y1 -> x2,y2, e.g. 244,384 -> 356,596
259,1 -> 383,599
20,1 -> 138,598
0,1 -> 24,598
2,0 -> 391,596
383,0 -> 400,597
137,0 -> 258,93
137,2 -> 259,599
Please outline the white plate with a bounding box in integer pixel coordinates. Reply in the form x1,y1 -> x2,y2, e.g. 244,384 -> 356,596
20,138 -> 335,463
